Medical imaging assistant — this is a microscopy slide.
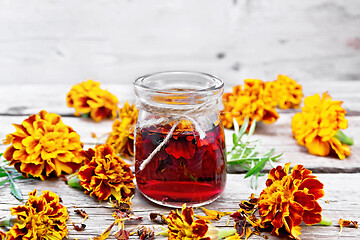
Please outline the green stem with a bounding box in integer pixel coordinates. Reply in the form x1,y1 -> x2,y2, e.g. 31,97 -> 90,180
80,113 -> 91,118
319,216 -> 332,226
0,216 -> 20,227
334,130 -> 354,146
67,174 -> 82,189
217,228 -> 236,239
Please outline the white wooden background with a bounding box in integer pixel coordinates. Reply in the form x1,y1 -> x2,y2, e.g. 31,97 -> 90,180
0,0 -> 360,86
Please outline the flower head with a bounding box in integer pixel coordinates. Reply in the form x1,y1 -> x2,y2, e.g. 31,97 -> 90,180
0,230 -> 5,240
66,80 -> 119,122
167,204 -> 211,240
258,163 -> 324,239
78,144 -> 135,201
3,110 -> 83,180
291,92 -> 351,159
106,101 -> 138,156
265,75 -> 303,109
6,189 -> 68,240
221,79 -> 279,129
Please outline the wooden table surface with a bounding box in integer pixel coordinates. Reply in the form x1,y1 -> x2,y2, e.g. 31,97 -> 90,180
0,81 -> 359,239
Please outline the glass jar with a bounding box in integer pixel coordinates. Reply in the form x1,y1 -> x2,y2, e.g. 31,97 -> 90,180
134,71 -> 226,207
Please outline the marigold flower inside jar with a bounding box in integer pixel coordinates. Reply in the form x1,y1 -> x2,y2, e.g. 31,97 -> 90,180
134,71 -> 227,207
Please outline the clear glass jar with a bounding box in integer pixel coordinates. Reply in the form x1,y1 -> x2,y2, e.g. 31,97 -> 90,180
134,71 -> 226,207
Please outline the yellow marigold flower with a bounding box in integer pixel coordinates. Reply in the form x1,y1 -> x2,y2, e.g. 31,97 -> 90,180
66,79 -> 119,122
6,189 -> 68,240
106,101 -> 138,156
266,75 -> 303,109
78,144 -> 135,201
3,110 -> 83,180
167,204 -> 212,240
258,163 -> 324,240
291,92 -> 351,159
221,79 -> 279,129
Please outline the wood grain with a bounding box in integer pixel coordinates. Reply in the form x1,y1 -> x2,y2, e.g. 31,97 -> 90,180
0,1 -> 359,85
0,81 -> 359,239
0,174 -> 359,239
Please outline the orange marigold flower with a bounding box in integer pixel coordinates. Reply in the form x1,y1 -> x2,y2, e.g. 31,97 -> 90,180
265,75 -> 303,109
167,204 -> 212,240
258,163 -> 324,240
106,101 -> 138,156
6,189 -> 68,240
0,230 -> 5,240
78,144 -> 135,201
221,79 -> 279,129
291,92 -> 351,159
3,110 -> 83,180
66,79 -> 119,122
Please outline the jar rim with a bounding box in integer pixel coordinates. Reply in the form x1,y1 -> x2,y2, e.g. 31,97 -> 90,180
134,71 -> 224,94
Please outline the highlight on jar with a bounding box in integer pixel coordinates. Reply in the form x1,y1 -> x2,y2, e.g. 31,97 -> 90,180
133,71 -> 227,208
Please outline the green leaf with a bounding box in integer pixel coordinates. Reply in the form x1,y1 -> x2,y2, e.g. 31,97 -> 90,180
233,118 -> 239,136
0,165 -> 23,201
227,117 -> 282,189
0,179 -> 10,186
245,157 -> 268,178
10,181 -> 23,201
334,129 -> 354,146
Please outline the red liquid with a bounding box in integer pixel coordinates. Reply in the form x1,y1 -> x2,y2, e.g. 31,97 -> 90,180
135,123 -> 226,207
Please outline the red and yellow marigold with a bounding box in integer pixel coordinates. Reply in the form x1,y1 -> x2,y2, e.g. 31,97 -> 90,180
167,204 -> 212,240
221,79 -> 279,129
3,110 -> 83,180
66,80 -> 119,122
78,144 -> 135,201
258,163 -> 324,239
265,75 -> 303,109
106,101 -> 138,156
6,189 -> 69,240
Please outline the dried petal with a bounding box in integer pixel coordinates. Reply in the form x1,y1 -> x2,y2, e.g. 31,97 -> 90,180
115,229 -> 130,240
72,222 -> 86,231
93,221 -> 116,240
338,218 -> 358,234
74,209 -> 89,221
150,212 -> 168,224
195,207 -> 233,221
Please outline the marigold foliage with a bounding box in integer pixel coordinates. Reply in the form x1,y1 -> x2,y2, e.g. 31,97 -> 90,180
221,79 -> 279,129
265,75 -> 303,109
6,189 -> 69,240
66,79 -> 119,122
3,110 -> 83,180
78,144 -> 135,201
106,101 -> 138,156
291,92 -> 350,159
258,163 -> 324,240
167,204 -> 210,240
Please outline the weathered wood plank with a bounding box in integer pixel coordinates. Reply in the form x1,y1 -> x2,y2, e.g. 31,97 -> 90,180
0,81 -> 359,116
0,1 -> 360,85
0,173 -> 359,239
